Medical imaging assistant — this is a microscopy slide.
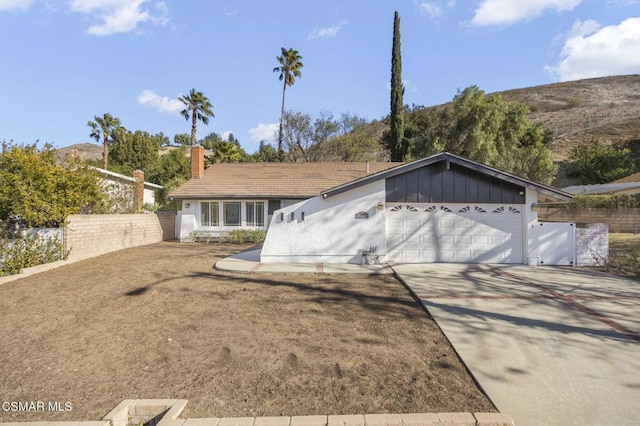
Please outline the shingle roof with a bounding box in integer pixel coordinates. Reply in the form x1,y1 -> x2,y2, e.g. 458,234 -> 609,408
168,162 -> 402,200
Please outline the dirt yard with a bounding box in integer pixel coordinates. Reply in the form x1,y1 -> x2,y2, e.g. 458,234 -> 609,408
0,242 -> 494,421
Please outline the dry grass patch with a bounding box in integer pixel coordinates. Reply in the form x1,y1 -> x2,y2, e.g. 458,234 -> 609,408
0,242 -> 494,422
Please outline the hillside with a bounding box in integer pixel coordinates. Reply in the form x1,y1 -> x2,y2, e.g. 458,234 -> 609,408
500,75 -> 640,158
56,143 -> 103,162
501,75 -> 640,186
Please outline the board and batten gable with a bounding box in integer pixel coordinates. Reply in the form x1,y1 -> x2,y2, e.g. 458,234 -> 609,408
385,161 -> 526,204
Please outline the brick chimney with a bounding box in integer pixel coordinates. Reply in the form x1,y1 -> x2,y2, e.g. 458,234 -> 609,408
191,145 -> 205,178
132,170 -> 145,211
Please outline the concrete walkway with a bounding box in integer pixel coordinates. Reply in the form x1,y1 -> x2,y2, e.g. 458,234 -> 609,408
215,249 -> 394,274
392,263 -> 640,426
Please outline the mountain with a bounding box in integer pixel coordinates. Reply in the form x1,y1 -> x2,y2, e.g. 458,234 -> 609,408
56,143 -> 103,162
499,74 -> 640,162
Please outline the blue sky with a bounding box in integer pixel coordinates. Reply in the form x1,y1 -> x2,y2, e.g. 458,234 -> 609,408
1,0 -> 639,154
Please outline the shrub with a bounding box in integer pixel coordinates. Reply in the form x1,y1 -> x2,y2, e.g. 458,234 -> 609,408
0,233 -> 68,276
526,102 -> 541,112
568,141 -> 636,184
0,142 -> 109,227
228,229 -> 267,244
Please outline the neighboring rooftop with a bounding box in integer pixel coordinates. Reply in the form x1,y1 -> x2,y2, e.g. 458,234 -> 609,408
168,162 -> 402,200
92,166 -> 163,190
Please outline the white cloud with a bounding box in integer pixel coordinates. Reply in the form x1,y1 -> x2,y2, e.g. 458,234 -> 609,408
0,0 -> 32,11
308,20 -> 348,39
471,0 -> 581,27
69,0 -> 169,36
137,90 -> 183,114
420,3 -> 442,18
417,1 -> 456,18
546,17 -> 640,81
249,123 -> 278,142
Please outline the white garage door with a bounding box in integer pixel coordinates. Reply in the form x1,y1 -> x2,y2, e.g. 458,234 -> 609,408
387,203 -> 524,263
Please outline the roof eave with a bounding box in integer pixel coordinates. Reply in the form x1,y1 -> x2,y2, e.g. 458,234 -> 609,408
321,152 -> 573,203
167,194 -> 316,201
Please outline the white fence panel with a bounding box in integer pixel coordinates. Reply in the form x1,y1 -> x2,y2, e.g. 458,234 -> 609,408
529,222 -> 575,266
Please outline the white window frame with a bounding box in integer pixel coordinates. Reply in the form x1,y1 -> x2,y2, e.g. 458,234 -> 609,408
201,202 -> 219,227
223,202 -> 242,226
199,200 -> 267,229
245,201 -> 265,227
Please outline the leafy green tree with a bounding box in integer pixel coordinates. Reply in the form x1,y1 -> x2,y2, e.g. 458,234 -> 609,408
179,89 -> 214,146
386,11 -> 405,161
199,132 -> 224,149
174,133 -> 191,146
274,47 -> 303,155
156,132 -> 171,146
88,113 -> 122,170
338,112 -> 368,134
251,142 -> 281,162
281,110 -> 314,161
569,141 -> 636,184
0,142 -> 108,227
403,104 -> 445,160
227,133 -> 240,146
407,86 -> 557,184
279,110 -> 387,162
206,141 -> 246,164
148,148 -> 190,185
109,129 -> 162,175
319,126 -> 388,161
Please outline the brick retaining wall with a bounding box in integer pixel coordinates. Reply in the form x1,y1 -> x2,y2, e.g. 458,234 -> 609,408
539,207 -> 640,233
64,213 -> 176,261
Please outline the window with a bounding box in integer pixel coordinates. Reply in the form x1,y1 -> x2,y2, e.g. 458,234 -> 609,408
246,201 -> 265,227
201,202 -> 219,226
223,202 -> 241,226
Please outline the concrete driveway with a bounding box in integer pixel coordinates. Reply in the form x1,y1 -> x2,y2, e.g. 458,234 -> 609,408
392,264 -> 640,426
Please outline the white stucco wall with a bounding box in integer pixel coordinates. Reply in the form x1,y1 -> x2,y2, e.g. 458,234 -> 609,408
524,189 -> 540,264
177,202 -> 198,242
261,181 -> 387,264
143,188 -> 157,206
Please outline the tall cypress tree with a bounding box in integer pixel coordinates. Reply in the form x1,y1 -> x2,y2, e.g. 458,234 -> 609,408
389,10 -> 405,161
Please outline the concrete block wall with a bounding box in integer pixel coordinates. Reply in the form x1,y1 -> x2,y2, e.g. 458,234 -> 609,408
539,207 -> 640,233
575,223 -> 609,267
64,213 -> 176,262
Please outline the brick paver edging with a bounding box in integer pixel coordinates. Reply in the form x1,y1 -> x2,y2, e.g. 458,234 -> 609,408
0,399 -> 514,426
158,412 -> 514,426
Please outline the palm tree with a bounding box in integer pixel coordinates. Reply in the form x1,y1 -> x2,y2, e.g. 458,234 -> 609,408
208,141 -> 244,163
88,113 -> 122,170
273,47 -> 303,156
179,89 -> 214,146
